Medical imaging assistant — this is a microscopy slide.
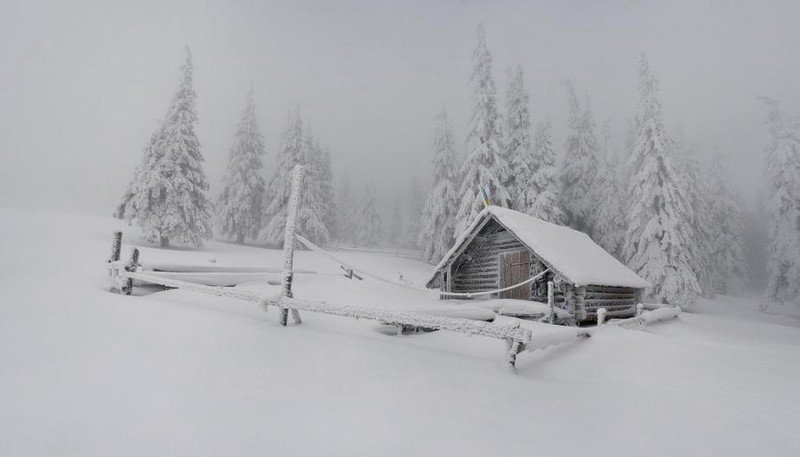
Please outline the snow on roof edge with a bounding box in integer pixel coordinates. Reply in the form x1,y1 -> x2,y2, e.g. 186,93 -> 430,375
426,206 -> 649,290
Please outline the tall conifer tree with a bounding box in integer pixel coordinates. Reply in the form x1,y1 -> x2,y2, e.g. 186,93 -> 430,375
419,106 -> 460,263
624,54 -> 700,305
760,97 -> 800,308
455,23 -> 510,234
560,81 -> 599,233
216,87 -> 266,244
504,63 -> 532,210
123,46 -> 213,247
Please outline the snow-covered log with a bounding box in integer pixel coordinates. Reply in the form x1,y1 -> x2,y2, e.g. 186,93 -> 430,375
610,305 -> 681,328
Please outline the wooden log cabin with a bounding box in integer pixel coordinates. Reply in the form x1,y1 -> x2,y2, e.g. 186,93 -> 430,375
426,206 -> 648,323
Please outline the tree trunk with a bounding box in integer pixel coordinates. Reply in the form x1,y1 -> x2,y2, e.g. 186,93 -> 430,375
160,236 -> 169,248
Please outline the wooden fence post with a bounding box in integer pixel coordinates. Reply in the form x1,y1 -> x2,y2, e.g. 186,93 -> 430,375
547,281 -> 555,324
109,231 -> 122,262
597,307 -> 607,325
280,165 -> 305,326
123,248 -> 140,295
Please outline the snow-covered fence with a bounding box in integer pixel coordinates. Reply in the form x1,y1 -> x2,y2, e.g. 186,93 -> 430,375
109,267 -> 536,370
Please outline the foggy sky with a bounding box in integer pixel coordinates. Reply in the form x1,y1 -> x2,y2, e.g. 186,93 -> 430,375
1,0 -> 799,217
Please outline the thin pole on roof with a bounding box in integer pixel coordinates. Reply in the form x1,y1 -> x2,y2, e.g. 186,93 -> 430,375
479,186 -> 492,207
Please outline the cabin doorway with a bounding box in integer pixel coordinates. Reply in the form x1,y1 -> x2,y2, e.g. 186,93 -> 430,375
499,250 -> 531,300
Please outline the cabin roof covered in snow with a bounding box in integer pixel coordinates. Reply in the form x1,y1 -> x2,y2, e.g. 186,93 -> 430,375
430,206 -> 649,289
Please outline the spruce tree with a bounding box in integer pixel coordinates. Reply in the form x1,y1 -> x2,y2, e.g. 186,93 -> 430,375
419,106 -> 460,263
589,122 -> 626,257
560,80 -> 599,233
357,182 -> 382,246
216,87 -> 267,244
319,145 -> 337,239
623,54 -> 700,305
706,152 -> 748,295
523,120 -> 565,224
388,198 -> 404,247
455,23 -> 510,235
673,141 -> 715,296
504,63 -> 532,210
402,175 -> 423,249
260,108 -> 330,245
760,96 -> 800,308
336,173 -> 357,244
123,46 -> 212,247
115,127 -> 164,220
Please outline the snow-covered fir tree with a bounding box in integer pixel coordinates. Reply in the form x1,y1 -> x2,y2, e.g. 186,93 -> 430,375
455,23 -> 510,234
216,87 -> 267,244
295,131 -> 332,243
259,108 -> 331,246
357,182 -> 382,246
419,106 -> 459,263
623,54 -> 700,305
673,140 -> 715,296
402,175 -> 423,249
388,197 -> 404,247
335,173 -> 357,244
123,46 -> 213,247
706,152 -> 748,295
559,80 -> 599,233
760,96 -> 800,308
504,63 -> 532,210
319,145 -> 337,239
115,127 -> 165,220
589,122 -> 626,257
523,120 -> 564,224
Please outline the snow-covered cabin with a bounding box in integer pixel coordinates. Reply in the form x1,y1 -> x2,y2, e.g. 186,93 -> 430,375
426,206 -> 648,322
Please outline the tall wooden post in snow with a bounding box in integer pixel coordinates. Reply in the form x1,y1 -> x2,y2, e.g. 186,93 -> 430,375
280,165 -> 305,326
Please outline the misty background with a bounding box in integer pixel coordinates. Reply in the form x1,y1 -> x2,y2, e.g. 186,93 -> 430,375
1,0 -> 799,217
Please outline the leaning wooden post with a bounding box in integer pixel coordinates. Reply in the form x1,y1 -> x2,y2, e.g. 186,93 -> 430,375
280,165 -> 305,326
547,281 -> 555,324
123,248 -> 140,295
505,338 -> 521,372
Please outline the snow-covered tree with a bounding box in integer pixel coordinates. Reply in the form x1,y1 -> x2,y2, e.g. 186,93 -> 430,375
589,122 -> 625,257
357,182 -> 382,246
504,63 -> 532,209
115,127 -> 165,220
388,197 -> 404,247
123,46 -> 213,247
760,96 -> 800,308
560,81 -> 600,233
623,54 -> 700,306
402,175 -> 423,249
522,120 -> 564,224
706,152 -> 748,295
259,108 -> 331,246
335,172 -> 357,244
673,140 -> 715,296
419,106 -> 460,263
319,145 -> 337,239
455,23 -> 510,234
216,87 -> 267,244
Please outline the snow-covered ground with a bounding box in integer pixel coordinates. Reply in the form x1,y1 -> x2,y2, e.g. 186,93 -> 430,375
1,207 -> 799,456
